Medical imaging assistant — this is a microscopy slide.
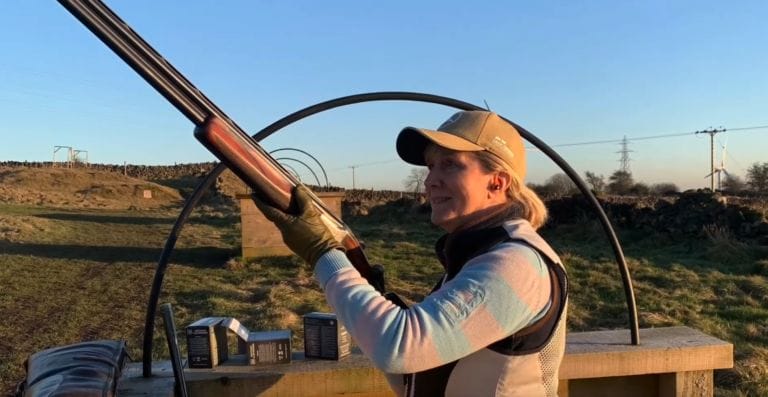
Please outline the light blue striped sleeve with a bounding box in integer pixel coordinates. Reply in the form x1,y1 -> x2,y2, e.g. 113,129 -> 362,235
313,243 -> 552,373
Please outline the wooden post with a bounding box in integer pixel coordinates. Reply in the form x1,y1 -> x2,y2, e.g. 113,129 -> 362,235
238,191 -> 345,258
659,370 -> 712,397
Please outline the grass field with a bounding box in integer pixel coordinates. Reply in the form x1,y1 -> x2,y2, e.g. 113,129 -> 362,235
1,200 -> 767,396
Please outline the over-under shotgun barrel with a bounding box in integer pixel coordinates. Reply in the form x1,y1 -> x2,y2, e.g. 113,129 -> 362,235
57,0 -> 376,282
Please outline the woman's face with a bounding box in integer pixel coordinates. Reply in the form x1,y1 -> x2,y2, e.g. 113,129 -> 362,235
424,147 -> 503,232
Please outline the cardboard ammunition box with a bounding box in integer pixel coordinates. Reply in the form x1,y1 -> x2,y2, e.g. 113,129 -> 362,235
303,312 -> 351,360
219,317 -> 250,354
248,330 -> 292,365
185,317 -> 228,368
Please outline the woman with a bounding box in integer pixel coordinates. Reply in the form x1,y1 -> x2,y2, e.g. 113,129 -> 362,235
255,110 -> 568,396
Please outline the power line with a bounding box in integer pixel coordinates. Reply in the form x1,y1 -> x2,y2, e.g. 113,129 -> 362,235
327,126 -> 768,167
536,124 -> 768,149
325,124 -> 767,189
330,159 -> 399,172
726,125 -> 768,132
550,131 -> 695,148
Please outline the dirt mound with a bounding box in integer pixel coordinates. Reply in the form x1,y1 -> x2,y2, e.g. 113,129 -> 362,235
0,167 -> 183,210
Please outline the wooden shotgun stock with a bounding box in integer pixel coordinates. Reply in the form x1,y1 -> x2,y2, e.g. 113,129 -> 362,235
58,0 -> 381,289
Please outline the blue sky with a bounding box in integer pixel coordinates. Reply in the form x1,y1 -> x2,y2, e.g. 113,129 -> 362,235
1,1 -> 766,190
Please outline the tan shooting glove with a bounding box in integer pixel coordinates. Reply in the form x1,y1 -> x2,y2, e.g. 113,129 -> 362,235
253,185 -> 344,266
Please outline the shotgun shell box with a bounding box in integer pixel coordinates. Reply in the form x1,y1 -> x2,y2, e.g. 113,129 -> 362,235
219,317 -> 250,354
185,317 -> 228,368
248,330 -> 292,365
303,312 -> 351,360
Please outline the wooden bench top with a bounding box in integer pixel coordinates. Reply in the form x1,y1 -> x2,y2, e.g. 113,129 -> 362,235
560,326 -> 733,379
119,326 -> 733,396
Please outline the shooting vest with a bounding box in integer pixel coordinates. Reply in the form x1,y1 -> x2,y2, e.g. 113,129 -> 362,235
398,219 -> 568,397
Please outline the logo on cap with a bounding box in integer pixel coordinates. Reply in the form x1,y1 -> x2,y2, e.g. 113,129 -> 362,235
489,135 -> 516,161
490,136 -> 507,147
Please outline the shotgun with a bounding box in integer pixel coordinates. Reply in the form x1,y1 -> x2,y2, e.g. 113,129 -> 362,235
57,0 -> 382,289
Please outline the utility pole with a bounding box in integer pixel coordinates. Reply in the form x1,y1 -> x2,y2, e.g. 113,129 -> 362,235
695,127 -> 726,191
349,166 -> 357,189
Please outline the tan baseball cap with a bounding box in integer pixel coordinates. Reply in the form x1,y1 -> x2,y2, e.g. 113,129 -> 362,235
396,110 -> 526,179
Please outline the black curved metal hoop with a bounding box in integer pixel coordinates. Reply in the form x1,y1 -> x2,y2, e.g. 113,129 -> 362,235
269,148 -> 331,187
142,91 -> 639,377
273,162 -> 301,181
274,157 -> 322,186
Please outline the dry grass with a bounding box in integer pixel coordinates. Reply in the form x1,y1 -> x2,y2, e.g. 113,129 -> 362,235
0,168 -> 766,396
0,166 -> 182,210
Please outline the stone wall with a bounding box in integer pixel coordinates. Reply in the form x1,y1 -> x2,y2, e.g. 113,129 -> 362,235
0,161 -> 218,181
545,191 -> 768,241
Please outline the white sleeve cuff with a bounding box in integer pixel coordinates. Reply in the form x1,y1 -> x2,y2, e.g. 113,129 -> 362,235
314,249 -> 353,288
